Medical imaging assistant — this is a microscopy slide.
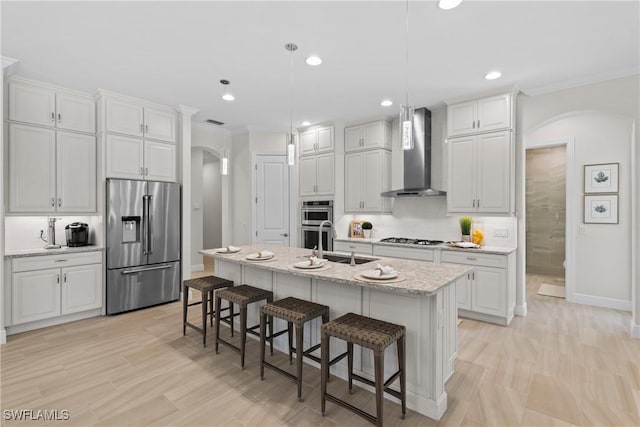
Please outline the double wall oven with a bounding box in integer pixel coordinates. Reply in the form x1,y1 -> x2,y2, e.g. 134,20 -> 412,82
301,200 -> 333,251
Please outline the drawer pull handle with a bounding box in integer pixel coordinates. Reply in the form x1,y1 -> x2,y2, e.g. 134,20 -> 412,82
54,259 -> 68,262
466,257 -> 477,261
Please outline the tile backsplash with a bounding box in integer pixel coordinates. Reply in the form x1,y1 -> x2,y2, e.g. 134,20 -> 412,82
4,216 -> 103,251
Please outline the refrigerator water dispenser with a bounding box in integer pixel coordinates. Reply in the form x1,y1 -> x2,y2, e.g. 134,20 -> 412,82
122,216 -> 140,243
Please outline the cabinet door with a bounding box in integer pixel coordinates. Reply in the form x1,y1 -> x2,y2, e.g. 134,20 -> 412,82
9,80 -> 56,127
299,130 -> 317,156
144,140 -> 176,182
447,100 -> 477,137
316,127 -> 334,153
61,264 -> 103,315
476,131 -> 510,213
362,121 -> 386,149
344,126 -> 363,152
362,151 -> 383,211
456,274 -> 471,310
477,94 -> 511,133
105,134 -> 144,180
56,132 -> 97,212
299,156 -> 317,196
9,124 -> 56,212
144,107 -> 177,143
447,136 -> 476,213
12,269 -> 61,324
315,153 -> 334,195
105,97 -> 144,137
471,267 -> 507,317
56,92 -> 96,133
344,152 -> 362,212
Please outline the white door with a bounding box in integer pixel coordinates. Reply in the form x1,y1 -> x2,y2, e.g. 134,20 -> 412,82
56,92 -> 96,133
344,126 -> 363,152
344,152 -> 362,212
9,80 -> 56,127
57,132 -> 96,212
105,97 -> 144,137
12,269 -> 61,324
299,156 -> 317,196
9,124 -> 56,212
447,100 -> 477,137
447,136 -> 476,212
144,140 -> 176,182
315,153 -> 334,195
61,264 -> 103,315
299,130 -> 317,156
144,107 -> 177,143
362,150 -> 383,211
255,155 -> 290,245
477,94 -> 511,133
476,131 -> 511,213
316,127 -> 334,152
105,134 -> 144,180
471,267 -> 507,317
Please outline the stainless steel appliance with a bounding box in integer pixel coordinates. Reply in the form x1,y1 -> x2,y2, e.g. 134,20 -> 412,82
65,222 -> 89,247
301,200 -> 333,251
378,237 -> 444,246
106,179 -> 181,314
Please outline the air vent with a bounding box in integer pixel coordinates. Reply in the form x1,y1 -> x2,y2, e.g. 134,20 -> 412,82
206,119 -> 224,126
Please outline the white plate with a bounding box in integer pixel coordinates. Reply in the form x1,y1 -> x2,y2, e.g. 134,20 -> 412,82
360,269 -> 398,280
449,241 -> 480,249
293,260 -> 326,269
217,248 -> 240,254
246,253 -> 273,261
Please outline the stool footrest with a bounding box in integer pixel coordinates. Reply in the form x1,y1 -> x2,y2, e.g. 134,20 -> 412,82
262,361 -> 298,382
329,351 -> 348,366
351,372 -> 403,400
324,393 -> 377,425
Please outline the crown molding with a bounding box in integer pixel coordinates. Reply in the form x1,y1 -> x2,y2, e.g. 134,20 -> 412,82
443,84 -> 520,106
176,104 -> 200,116
1,56 -> 18,70
521,66 -> 640,96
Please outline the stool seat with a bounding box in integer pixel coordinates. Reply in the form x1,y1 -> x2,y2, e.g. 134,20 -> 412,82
261,297 -> 329,325
184,276 -> 232,292
217,284 -> 272,305
322,313 -> 405,352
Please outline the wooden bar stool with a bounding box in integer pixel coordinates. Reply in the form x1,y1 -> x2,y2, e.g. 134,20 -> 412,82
182,276 -> 234,347
321,312 -> 406,427
214,284 -> 273,369
259,297 -> 330,402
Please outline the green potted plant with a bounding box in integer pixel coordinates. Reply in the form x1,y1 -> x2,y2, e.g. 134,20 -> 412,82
459,216 -> 472,242
361,221 -> 373,238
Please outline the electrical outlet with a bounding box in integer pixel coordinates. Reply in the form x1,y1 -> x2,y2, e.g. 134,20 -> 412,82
493,228 -> 508,238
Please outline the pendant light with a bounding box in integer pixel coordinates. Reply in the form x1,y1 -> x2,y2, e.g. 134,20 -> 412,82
285,42 -> 298,166
220,79 -> 234,101
400,0 -> 414,151
220,149 -> 229,176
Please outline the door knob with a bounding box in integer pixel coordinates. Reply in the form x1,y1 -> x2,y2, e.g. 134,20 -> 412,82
280,233 -> 289,237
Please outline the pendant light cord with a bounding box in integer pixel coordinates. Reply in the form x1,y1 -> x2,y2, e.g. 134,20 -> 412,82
289,48 -> 294,138
405,0 -> 410,107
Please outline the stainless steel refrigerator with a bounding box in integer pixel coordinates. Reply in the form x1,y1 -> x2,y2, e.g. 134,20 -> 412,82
106,179 -> 181,314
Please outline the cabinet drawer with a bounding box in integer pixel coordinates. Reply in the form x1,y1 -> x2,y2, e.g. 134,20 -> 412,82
441,250 -> 506,268
12,251 -> 103,272
373,245 -> 434,262
333,241 -> 373,255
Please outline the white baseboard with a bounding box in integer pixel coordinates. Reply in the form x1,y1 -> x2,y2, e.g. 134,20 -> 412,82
0,329 -> 6,345
191,264 -> 204,272
571,293 -> 632,311
515,303 -> 528,316
630,320 -> 640,339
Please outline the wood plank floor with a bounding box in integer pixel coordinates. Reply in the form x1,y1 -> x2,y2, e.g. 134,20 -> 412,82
1,272 -> 638,426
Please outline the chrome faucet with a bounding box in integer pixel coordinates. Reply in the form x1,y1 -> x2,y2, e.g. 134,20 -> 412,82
318,220 -> 337,260
44,217 -> 62,249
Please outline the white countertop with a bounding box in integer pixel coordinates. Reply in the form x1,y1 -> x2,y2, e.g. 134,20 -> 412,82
200,244 -> 471,296
4,246 -> 104,258
334,237 -> 515,255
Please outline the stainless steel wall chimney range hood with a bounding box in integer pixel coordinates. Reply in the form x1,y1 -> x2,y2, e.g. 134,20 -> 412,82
381,107 -> 447,197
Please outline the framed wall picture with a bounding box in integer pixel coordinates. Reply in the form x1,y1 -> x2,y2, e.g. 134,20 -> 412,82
584,194 -> 618,224
349,220 -> 364,238
584,163 -> 619,193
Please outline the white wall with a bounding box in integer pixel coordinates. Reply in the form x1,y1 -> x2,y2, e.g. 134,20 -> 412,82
190,149 -> 204,270
4,216 -> 104,251
518,75 -> 639,316
203,154 -> 222,249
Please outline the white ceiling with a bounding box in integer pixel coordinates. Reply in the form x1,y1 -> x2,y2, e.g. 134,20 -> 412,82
2,1 -> 638,133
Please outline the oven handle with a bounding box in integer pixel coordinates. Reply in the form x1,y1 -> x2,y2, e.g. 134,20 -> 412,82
302,207 -> 334,212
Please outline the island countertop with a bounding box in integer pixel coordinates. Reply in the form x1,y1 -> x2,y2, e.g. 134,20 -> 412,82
200,244 -> 471,296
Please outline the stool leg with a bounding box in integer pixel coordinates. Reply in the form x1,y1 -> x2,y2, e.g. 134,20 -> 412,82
260,311 -> 266,380
214,295 -> 221,354
374,349 -> 384,427
209,290 -> 214,327
347,342 -> 354,394
295,323 -> 304,402
269,315 -> 274,356
398,336 -> 406,419
240,305 -> 247,369
201,290 -> 208,347
230,301 -> 234,337
287,321 -> 294,365
320,333 -> 329,416
182,284 -> 188,336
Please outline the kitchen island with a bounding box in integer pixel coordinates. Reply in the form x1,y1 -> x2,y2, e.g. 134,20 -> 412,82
200,245 -> 471,420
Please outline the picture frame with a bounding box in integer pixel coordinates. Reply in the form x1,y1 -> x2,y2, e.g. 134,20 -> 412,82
584,194 -> 618,224
349,220 -> 364,238
584,163 -> 619,193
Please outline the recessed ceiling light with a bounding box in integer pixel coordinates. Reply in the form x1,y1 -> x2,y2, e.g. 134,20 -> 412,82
222,93 -> 235,101
302,121 -> 311,126
484,70 -> 502,80
438,0 -> 462,10
380,100 -> 393,107
305,56 -> 322,66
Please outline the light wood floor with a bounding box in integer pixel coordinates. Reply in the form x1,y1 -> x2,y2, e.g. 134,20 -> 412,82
1,272 -> 638,426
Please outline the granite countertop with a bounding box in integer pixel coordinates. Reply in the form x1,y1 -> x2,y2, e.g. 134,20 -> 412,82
4,246 -> 104,258
200,245 -> 471,296
439,245 -> 516,255
336,237 -> 515,255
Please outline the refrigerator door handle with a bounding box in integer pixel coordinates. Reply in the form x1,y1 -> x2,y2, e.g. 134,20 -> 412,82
142,195 -> 150,255
147,195 -> 153,254
121,265 -> 173,275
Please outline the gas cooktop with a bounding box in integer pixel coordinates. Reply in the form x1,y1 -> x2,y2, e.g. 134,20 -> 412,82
379,237 -> 444,246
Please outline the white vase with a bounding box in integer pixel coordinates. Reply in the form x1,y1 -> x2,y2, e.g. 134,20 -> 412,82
363,230 -> 371,239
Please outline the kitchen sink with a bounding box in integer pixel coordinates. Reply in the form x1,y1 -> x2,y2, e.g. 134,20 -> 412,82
321,254 -> 378,265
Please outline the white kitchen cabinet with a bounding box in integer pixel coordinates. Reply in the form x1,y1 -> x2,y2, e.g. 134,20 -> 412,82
8,78 -> 95,133
56,132 -> 97,212
447,130 -> 511,214
455,275 -> 471,310
60,263 -> 103,315
344,150 -> 391,213
105,134 -> 144,180
144,140 -> 176,182
299,153 -> 334,196
447,93 -> 511,137
105,97 -> 145,138
143,106 -> 177,143
299,126 -> 333,156
373,245 -> 435,262
12,268 -> 61,325
344,120 -> 391,152
333,240 -> 373,255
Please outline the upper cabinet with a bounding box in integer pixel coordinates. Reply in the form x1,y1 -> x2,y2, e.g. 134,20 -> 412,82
345,150 -> 391,213
299,125 -> 334,156
9,78 -> 96,134
447,93 -> 511,138
103,96 -> 176,143
344,120 -> 391,152
299,153 -> 334,197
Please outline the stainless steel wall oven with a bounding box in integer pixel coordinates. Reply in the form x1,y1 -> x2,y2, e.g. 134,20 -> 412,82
301,200 -> 333,251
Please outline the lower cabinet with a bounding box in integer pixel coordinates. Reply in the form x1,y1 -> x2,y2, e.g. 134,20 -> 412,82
333,240 -> 373,255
